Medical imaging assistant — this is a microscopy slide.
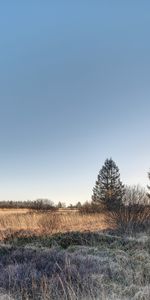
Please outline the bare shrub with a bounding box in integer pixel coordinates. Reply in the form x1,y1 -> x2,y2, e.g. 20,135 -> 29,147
123,185 -> 149,206
79,201 -> 104,214
38,212 -> 60,234
105,204 -> 150,234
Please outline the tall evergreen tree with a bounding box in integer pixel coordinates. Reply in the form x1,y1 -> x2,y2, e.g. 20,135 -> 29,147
92,158 -> 125,209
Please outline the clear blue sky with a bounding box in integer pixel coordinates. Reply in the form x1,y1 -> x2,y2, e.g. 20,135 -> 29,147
0,1 -> 150,204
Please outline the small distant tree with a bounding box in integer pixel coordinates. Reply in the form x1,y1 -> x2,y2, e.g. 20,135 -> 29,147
57,202 -> 66,209
57,201 -> 63,208
67,204 -> 73,209
92,158 -> 125,210
76,202 -> 82,209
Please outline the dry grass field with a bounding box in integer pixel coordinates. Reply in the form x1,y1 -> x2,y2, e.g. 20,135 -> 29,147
0,208 -> 107,240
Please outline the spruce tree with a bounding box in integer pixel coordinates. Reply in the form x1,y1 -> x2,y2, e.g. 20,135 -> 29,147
92,158 -> 125,210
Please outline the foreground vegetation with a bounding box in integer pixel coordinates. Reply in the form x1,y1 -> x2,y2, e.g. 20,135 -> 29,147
0,229 -> 149,300
0,206 -> 149,300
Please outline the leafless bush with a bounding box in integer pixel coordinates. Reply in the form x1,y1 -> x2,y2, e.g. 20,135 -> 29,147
105,204 -> 150,234
122,185 -> 149,206
79,201 -> 104,214
38,212 -> 60,234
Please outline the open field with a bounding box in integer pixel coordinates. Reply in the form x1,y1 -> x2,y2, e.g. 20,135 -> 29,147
0,208 -> 107,240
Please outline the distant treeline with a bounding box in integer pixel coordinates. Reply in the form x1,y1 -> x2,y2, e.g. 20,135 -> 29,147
0,199 -> 57,210
0,199 -> 83,210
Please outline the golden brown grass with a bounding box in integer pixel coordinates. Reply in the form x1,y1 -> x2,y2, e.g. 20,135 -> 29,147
0,208 -> 107,240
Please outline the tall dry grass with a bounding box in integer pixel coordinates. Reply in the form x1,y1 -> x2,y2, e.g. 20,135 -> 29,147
0,205 -> 149,240
0,209 -> 107,240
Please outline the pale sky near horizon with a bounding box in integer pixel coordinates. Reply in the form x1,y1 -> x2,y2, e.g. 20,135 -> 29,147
0,1 -> 150,204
